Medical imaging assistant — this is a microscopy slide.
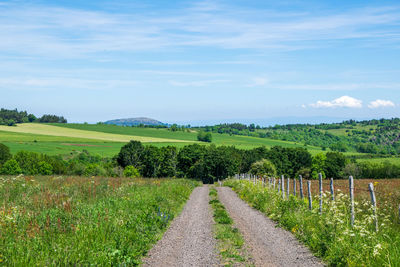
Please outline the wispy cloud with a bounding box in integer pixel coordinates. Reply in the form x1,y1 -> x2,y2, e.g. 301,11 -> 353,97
309,96 -> 363,108
368,99 -> 395,108
0,2 -> 399,59
169,79 -> 229,87
0,77 -> 138,91
275,83 -> 400,91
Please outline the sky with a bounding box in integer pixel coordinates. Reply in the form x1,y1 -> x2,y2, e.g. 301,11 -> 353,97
1,0 -> 400,125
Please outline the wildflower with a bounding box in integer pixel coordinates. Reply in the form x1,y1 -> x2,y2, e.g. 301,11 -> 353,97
373,243 -> 382,257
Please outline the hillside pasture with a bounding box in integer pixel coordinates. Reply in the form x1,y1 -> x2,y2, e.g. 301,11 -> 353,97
54,123 -> 324,151
0,124 -> 192,143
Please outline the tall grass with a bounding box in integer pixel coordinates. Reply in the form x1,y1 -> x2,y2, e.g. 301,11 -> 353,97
224,179 -> 400,266
0,175 -> 198,265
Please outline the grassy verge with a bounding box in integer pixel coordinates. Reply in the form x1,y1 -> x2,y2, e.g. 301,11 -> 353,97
209,186 -> 252,266
0,176 -> 199,265
224,179 -> 400,266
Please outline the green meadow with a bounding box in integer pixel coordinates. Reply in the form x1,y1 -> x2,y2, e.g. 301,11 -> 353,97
0,123 -> 326,157
3,123 -> 395,161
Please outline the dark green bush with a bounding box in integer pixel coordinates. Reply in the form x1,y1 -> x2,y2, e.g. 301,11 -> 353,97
0,143 -> 12,165
1,159 -> 22,174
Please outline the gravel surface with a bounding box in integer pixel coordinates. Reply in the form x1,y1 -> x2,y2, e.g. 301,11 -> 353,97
217,187 -> 324,267
142,185 -> 218,267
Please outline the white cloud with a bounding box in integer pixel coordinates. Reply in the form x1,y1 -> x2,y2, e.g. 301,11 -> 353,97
368,99 -> 395,108
309,96 -> 362,108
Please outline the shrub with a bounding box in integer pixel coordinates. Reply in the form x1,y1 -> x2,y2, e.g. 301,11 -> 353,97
325,152 -> 348,179
295,167 -> 311,179
250,159 -> 277,176
1,159 -> 22,175
14,151 -> 40,175
123,165 -> 140,178
0,143 -> 12,165
116,140 -> 144,168
38,161 -> 53,175
197,131 -> 212,142
83,163 -> 107,177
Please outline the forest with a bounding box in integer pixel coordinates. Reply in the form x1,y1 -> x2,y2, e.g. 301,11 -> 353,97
0,108 -> 67,125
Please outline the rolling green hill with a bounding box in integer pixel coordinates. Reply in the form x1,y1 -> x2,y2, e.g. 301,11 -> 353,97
0,123 -> 325,157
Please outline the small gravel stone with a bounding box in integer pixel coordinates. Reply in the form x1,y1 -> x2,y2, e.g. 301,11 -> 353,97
217,187 -> 324,267
142,185 -> 218,267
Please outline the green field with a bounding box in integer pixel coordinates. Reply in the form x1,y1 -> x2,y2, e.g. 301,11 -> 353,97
357,157 -> 400,164
0,176 -> 198,265
324,124 -> 377,136
3,123 -> 393,160
54,123 -> 324,151
51,123 -> 198,141
0,124 -> 192,143
0,123 -> 327,157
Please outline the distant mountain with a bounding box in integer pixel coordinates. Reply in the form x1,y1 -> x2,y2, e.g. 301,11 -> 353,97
104,117 -> 166,126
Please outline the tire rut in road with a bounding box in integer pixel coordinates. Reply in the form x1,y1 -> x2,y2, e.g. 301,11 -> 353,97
142,185 -> 218,267
217,186 -> 323,267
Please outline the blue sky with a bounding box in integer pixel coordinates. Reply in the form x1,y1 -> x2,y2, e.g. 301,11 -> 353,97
1,0 -> 400,125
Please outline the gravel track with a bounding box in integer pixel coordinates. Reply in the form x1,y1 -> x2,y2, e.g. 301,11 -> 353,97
217,187 -> 324,267
142,185 -> 218,267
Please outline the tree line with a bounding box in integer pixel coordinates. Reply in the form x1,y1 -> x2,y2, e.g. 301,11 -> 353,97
2,141 -> 400,181
0,108 -> 67,126
194,118 -> 400,155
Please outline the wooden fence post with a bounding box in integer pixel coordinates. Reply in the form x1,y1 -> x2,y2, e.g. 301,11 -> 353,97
281,175 -> 285,199
307,180 -> 312,210
319,173 -> 323,214
299,175 -> 304,200
293,177 -> 296,196
330,178 -> 334,201
349,176 -> 355,227
278,178 -> 281,193
287,178 -> 290,199
368,183 -> 378,232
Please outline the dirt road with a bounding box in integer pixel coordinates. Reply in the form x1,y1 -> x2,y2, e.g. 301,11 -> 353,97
217,187 -> 323,267
142,185 -> 218,267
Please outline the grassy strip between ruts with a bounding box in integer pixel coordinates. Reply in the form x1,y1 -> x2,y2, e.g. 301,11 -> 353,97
209,186 -> 253,266
0,176 -> 200,266
224,179 -> 400,266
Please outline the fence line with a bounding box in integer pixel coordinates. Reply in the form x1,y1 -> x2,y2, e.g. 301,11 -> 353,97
233,172 -> 384,231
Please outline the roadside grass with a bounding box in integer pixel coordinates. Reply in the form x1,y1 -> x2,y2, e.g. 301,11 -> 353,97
0,176 -> 199,265
209,186 -> 252,266
225,179 -> 400,266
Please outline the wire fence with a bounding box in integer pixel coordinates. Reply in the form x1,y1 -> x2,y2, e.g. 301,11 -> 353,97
233,173 -> 400,230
